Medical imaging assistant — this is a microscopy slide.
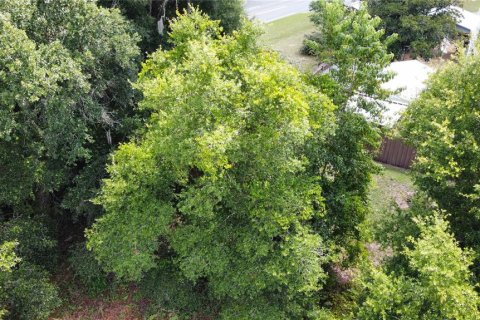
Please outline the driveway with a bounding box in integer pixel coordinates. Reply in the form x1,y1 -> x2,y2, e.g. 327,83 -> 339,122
245,0 -> 312,22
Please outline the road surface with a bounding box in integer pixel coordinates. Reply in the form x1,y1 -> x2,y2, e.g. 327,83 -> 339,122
245,0 -> 312,23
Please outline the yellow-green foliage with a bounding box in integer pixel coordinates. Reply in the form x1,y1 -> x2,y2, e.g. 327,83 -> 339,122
358,215 -> 480,319
0,241 -> 19,319
87,9 -> 336,318
401,51 -> 480,267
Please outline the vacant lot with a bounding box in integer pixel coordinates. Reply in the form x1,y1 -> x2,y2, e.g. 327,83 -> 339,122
260,13 -> 317,71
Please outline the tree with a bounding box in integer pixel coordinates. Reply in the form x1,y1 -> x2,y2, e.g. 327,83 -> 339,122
0,0 -> 140,221
87,9 -> 336,318
306,0 -> 396,109
400,50 -> 480,274
357,214 -> 480,319
0,3 -> 140,316
98,0 -> 245,53
192,0 -> 244,34
303,0 -> 394,254
367,0 -> 459,59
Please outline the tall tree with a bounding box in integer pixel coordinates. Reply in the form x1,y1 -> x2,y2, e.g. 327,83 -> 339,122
304,0 -> 394,254
306,0 -> 396,110
367,0 -> 459,59
401,49 -> 480,274
358,214 -> 480,319
0,0 -> 140,221
98,0 -> 245,53
87,9 -> 337,319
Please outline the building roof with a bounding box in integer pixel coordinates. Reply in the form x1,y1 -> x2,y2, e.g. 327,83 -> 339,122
380,60 -> 434,125
452,6 -> 480,33
344,0 -> 361,10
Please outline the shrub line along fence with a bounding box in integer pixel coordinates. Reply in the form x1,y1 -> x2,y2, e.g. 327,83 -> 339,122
375,137 -> 416,169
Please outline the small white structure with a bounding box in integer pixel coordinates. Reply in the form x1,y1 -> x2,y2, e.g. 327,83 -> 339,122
344,0 -> 361,10
452,6 -> 480,33
451,6 -> 480,54
380,60 -> 434,125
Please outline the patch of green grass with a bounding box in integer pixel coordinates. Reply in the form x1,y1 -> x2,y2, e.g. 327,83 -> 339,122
369,164 -> 414,214
260,13 -> 317,71
362,163 -> 415,241
463,0 -> 480,12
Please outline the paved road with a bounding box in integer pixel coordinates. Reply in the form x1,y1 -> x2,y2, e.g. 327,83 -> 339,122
245,0 -> 312,23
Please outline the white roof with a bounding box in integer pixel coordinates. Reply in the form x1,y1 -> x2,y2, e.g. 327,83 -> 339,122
344,0 -> 361,10
452,6 -> 480,32
380,60 -> 434,125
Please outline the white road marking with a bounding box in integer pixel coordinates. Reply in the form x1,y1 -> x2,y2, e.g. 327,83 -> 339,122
256,5 -> 289,15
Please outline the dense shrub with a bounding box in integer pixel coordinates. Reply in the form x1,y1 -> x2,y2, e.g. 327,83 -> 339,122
357,209 -> 480,319
0,241 -> 19,320
139,261 -> 210,319
0,219 -> 60,319
1,263 -> 61,320
68,242 -> 109,297
0,216 -> 57,271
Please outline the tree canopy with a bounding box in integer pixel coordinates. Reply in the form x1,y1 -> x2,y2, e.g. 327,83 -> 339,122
0,0 -> 140,218
87,9 -> 337,318
1,1 -> 478,318
401,49 -> 480,273
306,0 -> 396,109
302,0 -> 394,256
358,214 -> 480,320
98,0 -> 245,53
367,0 -> 459,58
0,1 -> 140,317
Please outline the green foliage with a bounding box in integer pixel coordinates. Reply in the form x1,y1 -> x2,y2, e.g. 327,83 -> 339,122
0,242 -> 19,319
193,0 -> 245,34
139,261 -> 210,318
1,263 -> 61,320
68,242 -> 109,297
306,111 -> 381,252
401,51 -> 480,273
357,214 -> 480,319
372,194 -> 433,253
0,0 -> 140,215
306,0 -> 396,110
367,0 -> 459,59
0,219 -> 60,319
303,0 -> 389,259
0,242 -> 19,273
98,0 -> 160,53
99,0 -> 245,53
0,216 -> 57,272
88,9 -> 336,318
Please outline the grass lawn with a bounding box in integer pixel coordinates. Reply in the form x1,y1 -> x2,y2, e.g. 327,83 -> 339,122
463,0 -> 480,12
369,163 -> 414,215
364,163 -> 415,241
260,13 -> 318,71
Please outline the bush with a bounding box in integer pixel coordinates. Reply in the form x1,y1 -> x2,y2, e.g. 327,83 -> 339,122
0,241 -> 20,320
68,242 -> 109,296
139,261 -> 209,318
357,214 -> 480,319
2,263 -> 61,320
0,216 -> 57,271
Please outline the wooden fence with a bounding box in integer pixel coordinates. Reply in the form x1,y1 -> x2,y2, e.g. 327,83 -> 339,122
375,137 -> 416,169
